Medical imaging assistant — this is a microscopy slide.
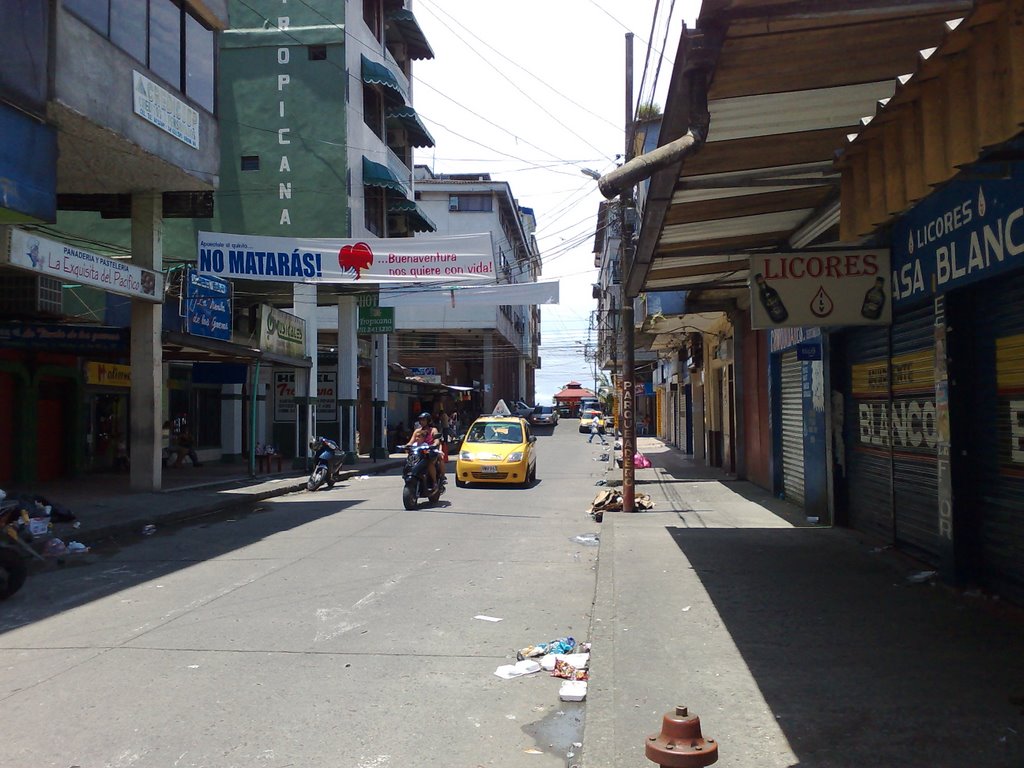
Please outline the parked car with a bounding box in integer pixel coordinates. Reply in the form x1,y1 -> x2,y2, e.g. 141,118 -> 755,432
456,416 -> 537,487
528,405 -> 559,426
578,408 -> 608,434
512,400 -> 534,418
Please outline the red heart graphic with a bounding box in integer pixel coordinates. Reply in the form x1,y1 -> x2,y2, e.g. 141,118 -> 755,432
338,242 -> 374,279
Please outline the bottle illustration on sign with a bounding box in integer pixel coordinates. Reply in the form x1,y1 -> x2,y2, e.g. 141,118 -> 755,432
755,273 -> 788,323
861,276 -> 886,320
810,286 -> 834,318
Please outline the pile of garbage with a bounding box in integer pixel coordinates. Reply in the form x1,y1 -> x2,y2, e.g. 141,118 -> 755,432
0,490 -> 88,558
588,489 -> 655,521
494,636 -> 591,701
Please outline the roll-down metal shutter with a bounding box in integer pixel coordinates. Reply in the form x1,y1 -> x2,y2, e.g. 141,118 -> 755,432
844,325 -> 893,542
843,303 -> 938,561
889,304 -> 939,561
963,279 -> 1024,603
780,351 -> 805,506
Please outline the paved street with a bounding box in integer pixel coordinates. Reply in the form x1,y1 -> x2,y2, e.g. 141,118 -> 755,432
0,425 -> 607,768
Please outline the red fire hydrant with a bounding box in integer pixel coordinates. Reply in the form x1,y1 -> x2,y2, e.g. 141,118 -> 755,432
646,705 -> 718,767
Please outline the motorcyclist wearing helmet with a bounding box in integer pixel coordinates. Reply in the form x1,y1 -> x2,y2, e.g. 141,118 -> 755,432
403,412 -> 446,490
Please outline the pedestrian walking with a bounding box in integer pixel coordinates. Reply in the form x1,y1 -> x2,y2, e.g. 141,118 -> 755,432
438,409 -> 451,442
588,413 -> 607,444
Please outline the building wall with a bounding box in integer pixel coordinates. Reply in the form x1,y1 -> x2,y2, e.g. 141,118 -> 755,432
217,31 -> 348,236
54,8 -> 222,188
741,314 -> 772,490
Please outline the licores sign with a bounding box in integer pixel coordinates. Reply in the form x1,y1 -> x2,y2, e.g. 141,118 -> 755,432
749,251 -> 891,330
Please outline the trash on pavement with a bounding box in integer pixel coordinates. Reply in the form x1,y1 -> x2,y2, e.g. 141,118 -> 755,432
906,570 -> 938,584
594,479 -> 607,486
559,680 -> 587,701
474,614 -> 503,622
517,636 -> 576,661
588,489 -> 655,516
494,659 -> 542,679
42,538 -> 67,557
65,541 -> 89,554
570,533 -> 600,547
540,652 -> 590,672
633,452 -> 652,468
141,524 -> 157,536
552,658 -> 588,681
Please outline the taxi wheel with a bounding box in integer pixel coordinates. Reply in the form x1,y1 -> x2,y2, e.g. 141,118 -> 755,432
529,465 -> 537,484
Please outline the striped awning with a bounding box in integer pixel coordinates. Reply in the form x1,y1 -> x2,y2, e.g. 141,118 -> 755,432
361,54 -> 406,104
387,8 -> 434,60
362,156 -> 408,197
385,106 -> 435,148
388,198 -> 437,232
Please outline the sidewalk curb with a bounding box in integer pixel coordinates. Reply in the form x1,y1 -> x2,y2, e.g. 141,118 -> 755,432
75,459 -> 405,545
581,512 -> 617,768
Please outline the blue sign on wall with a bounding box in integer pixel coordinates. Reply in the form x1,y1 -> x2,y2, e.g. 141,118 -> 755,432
891,160 -> 1024,307
185,269 -> 231,340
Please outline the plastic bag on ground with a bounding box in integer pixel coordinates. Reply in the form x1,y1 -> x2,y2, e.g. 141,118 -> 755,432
494,659 -> 542,679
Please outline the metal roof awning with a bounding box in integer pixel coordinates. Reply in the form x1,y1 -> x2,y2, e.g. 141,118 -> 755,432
360,54 -> 407,104
362,156 -> 409,198
162,331 -> 312,369
387,198 -> 437,232
629,0 -> 973,299
385,105 -> 435,148
386,8 -> 434,61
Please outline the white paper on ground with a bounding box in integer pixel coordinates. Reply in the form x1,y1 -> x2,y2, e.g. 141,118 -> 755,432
559,680 -> 588,701
473,615 -> 503,622
541,652 -> 591,671
494,660 -> 542,679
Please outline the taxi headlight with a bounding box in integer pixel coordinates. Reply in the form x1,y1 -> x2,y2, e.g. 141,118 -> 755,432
506,451 -> 524,462
460,451 -> 473,461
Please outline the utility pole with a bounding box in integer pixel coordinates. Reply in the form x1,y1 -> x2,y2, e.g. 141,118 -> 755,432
621,32 -> 636,514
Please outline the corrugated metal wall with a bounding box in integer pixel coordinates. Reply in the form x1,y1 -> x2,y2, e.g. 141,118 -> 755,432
843,305 -> 938,560
961,280 -> 1024,603
780,350 -> 805,506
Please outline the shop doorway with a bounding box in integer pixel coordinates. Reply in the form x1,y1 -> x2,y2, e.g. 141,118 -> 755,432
88,393 -> 129,472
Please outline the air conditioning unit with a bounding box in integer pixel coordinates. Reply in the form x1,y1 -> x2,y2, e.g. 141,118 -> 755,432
0,270 -> 63,315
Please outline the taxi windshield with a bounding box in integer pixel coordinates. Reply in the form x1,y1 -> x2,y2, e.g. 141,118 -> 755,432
467,422 -> 523,444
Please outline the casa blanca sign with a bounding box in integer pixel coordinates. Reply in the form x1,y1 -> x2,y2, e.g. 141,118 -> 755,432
749,251 -> 891,329
890,164 -> 1024,306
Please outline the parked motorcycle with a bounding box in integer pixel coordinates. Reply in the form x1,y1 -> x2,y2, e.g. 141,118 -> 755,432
402,442 -> 445,510
307,437 -> 345,492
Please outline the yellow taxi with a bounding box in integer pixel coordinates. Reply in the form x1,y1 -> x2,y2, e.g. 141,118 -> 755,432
456,414 -> 537,487
578,408 -> 608,434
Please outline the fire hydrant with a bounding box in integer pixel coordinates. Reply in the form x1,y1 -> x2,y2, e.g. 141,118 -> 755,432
645,705 -> 718,767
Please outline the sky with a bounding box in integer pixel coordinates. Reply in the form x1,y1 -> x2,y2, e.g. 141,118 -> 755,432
410,0 -> 701,403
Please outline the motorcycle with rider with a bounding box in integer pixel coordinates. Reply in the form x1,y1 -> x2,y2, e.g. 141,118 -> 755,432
401,412 -> 446,509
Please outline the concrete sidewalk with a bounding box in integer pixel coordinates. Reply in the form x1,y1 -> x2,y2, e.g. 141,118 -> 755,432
8,454 -> 406,546
583,437 -> 1024,768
